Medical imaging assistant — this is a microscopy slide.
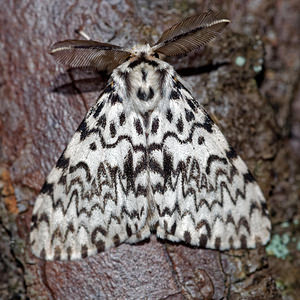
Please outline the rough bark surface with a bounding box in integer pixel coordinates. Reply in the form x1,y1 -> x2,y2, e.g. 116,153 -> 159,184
0,0 -> 299,299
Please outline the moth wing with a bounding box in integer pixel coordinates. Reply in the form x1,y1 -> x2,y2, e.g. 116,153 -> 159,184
148,80 -> 271,250
30,86 -> 150,260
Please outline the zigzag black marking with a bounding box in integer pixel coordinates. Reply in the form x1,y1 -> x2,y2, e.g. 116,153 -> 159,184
49,204 -> 145,247
149,142 -> 265,236
148,123 -> 217,154
195,219 -> 212,238
69,161 -> 92,182
36,137 -> 150,246
206,155 -> 228,175
156,202 -> 181,218
32,56 -> 270,258
150,151 -> 246,198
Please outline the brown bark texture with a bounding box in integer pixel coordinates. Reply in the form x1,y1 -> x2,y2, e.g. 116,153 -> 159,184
0,0 -> 299,299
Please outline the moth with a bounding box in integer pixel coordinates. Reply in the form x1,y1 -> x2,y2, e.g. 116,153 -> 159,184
30,10 -> 271,260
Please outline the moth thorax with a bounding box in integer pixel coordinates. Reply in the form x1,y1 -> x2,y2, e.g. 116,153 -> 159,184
129,63 -> 161,114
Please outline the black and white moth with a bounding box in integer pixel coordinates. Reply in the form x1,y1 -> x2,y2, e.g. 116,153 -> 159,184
30,10 -> 271,260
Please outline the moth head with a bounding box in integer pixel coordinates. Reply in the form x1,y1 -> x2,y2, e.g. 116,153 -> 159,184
49,10 -> 230,73
129,43 -> 153,57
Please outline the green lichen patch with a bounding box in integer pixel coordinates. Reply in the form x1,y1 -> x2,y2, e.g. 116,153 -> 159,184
296,240 -> 300,251
280,221 -> 290,228
235,56 -> 246,67
253,65 -> 262,73
266,234 -> 290,259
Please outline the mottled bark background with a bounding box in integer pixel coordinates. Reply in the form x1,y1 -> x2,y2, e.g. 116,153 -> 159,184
0,0 -> 299,299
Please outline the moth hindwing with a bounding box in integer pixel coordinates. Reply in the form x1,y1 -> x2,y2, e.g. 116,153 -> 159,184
30,10 -> 271,260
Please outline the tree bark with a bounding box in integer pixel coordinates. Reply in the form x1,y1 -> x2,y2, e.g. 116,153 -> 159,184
1,0 -> 299,299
